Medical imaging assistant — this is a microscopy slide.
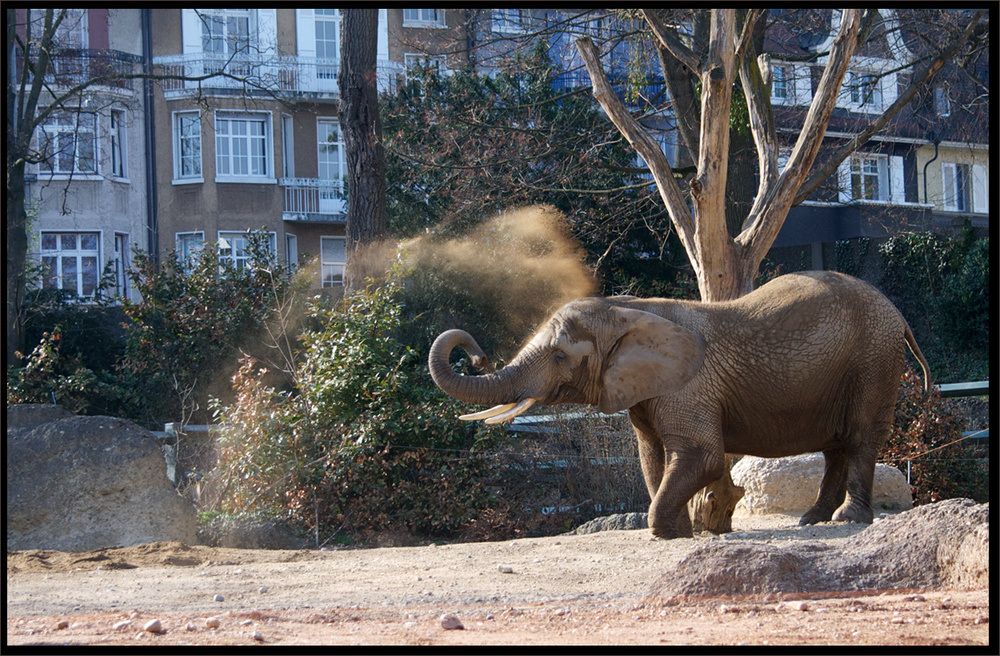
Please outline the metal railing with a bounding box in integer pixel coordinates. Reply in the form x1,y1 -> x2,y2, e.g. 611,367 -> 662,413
21,49 -> 140,90
280,177 -> 346,221
154,54 -> 404,97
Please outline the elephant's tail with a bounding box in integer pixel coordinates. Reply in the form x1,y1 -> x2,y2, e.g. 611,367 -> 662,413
904,325 -> 931,393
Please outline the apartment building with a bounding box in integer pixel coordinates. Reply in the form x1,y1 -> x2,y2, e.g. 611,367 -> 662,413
17,8 -> 151,302
148,8 -> 474,291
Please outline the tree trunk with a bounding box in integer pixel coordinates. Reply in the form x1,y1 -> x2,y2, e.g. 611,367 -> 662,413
338,8 -> 387,296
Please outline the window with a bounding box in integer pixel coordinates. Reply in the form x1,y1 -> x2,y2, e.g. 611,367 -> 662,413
110,109 -> 127,179
215,112 -> 272,181
942,163 -> 970,212
772,65 -> 791,101
404,53 -> 444,85
934,86 -> 951,117
850,154 -> 883,201
320,236 -> 347,287
285,233 -> 298,269
281,114 -> 295,178
173,111 -> 202,182
52,8 -> 88,49
218,231 -> 276,271
114,233 -> 130,300
40,232 -> 100,298
175,231 -> 204,272
848,72 -> 881,110
201,8 -> 251,57
317,118 -> 345,206
314,9 -> 340,79
38,111 -> 97,176
492,9 -> 525,33
403,9 -> 445,27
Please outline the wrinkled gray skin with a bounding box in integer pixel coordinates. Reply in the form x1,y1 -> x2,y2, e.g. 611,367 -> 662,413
429,271 -> 930,539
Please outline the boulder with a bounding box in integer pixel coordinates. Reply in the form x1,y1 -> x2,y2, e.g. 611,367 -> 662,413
6,405 -> 199,551
731,453 -> 913,517
568,512 -> 648,535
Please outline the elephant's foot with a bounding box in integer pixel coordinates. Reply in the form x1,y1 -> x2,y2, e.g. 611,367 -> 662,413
832,502 -> 874,524
649,509 -> 694,540
799,506 -> 834,525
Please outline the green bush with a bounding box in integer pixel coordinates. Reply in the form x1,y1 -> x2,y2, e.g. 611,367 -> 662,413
206,269 -> 512,545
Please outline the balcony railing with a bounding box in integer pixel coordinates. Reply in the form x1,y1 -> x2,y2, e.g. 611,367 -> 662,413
19,49 -> 140,91
280,177 -> 346,222
154,54 -> 404,97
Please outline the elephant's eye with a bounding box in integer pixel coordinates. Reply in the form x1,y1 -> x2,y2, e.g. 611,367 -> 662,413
553,350 -> 567,364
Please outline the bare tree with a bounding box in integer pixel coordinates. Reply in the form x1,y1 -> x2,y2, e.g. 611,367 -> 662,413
338,8 -> 387,295
575,8 -> 986,531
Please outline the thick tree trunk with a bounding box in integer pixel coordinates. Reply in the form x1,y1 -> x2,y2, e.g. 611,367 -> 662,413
338,8 -> 387,296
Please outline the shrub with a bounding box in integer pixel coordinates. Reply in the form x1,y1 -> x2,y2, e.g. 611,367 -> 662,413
882,367 -> 988,505
206,269 -> 510,545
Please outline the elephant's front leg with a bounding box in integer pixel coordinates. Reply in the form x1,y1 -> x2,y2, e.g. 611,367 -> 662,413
647,422 -> 725,540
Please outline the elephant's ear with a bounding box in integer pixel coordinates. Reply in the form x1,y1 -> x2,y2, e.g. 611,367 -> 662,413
598,307 -> 705,414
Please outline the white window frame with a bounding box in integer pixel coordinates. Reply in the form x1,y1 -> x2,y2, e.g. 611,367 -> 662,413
320,236 -> 347,287
218,230 -> 277,271
39,231 -> 102,299
403,9 -> 446,28
281,113 -> 295,179
37,110 -> 99,178
109,109 -> 128,181
200,8 -> 252,59
51,8 -> 89,49
172,110 -> 203,184
214,111 -> 275,183
934,85 -> 951,117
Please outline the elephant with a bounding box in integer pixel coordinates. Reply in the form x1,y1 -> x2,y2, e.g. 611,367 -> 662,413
429,271 -> 931,539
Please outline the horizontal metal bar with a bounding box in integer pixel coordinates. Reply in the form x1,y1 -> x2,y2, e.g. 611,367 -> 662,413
937,381 -> 990,398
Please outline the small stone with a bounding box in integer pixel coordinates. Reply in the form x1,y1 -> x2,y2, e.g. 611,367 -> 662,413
241,619 -> 254,626
252,630 -> 264,641
786,601 -> 809,612
143,619 -> 163,633
213,594 -> 225,602
497,564 -> 514,574
205,617 -> 221,629
185,622 -> 197,631
440,613 -> 464,630
56,619 -> 70,630
404,621 -> 419,629
258,586 -> 268,593
113,620 -> 132,631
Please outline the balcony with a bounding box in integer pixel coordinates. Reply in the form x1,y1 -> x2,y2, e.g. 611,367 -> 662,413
154,54 -> 404,99
20,49 -> 140,93
280,177 -> 346,223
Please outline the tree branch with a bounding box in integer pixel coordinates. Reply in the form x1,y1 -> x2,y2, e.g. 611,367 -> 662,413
737,8 -> 862,260
640,9 -> 701,73
575,36 -> 697,255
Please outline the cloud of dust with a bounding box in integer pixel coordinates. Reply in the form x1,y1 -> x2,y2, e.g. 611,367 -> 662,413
398,205 -> 597,349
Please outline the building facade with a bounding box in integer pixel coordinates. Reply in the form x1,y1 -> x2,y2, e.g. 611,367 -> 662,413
20,8 -> 988,300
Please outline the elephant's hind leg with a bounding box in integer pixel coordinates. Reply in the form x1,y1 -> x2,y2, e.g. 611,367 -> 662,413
800,448 -> 849,525
832,439 -> 883,524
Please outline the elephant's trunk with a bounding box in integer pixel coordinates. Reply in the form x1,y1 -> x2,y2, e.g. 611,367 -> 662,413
428,329 -> 537,424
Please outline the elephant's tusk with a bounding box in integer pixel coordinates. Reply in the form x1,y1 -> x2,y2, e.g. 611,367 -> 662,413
458,403 -> 517,421
484,397 -> 537,425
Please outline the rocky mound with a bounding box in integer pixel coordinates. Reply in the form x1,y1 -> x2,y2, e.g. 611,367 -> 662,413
649,498 -> 988,600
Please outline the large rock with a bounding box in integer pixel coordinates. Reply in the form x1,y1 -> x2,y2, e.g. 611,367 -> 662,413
731,453 -> 913,516
6,405 -> 198,551
649,498 -> 989,599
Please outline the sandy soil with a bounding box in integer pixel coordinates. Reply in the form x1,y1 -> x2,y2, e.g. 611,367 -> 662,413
5,514 -> 990,647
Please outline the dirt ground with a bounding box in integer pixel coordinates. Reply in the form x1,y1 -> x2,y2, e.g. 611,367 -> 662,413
5,514 -> 990,647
